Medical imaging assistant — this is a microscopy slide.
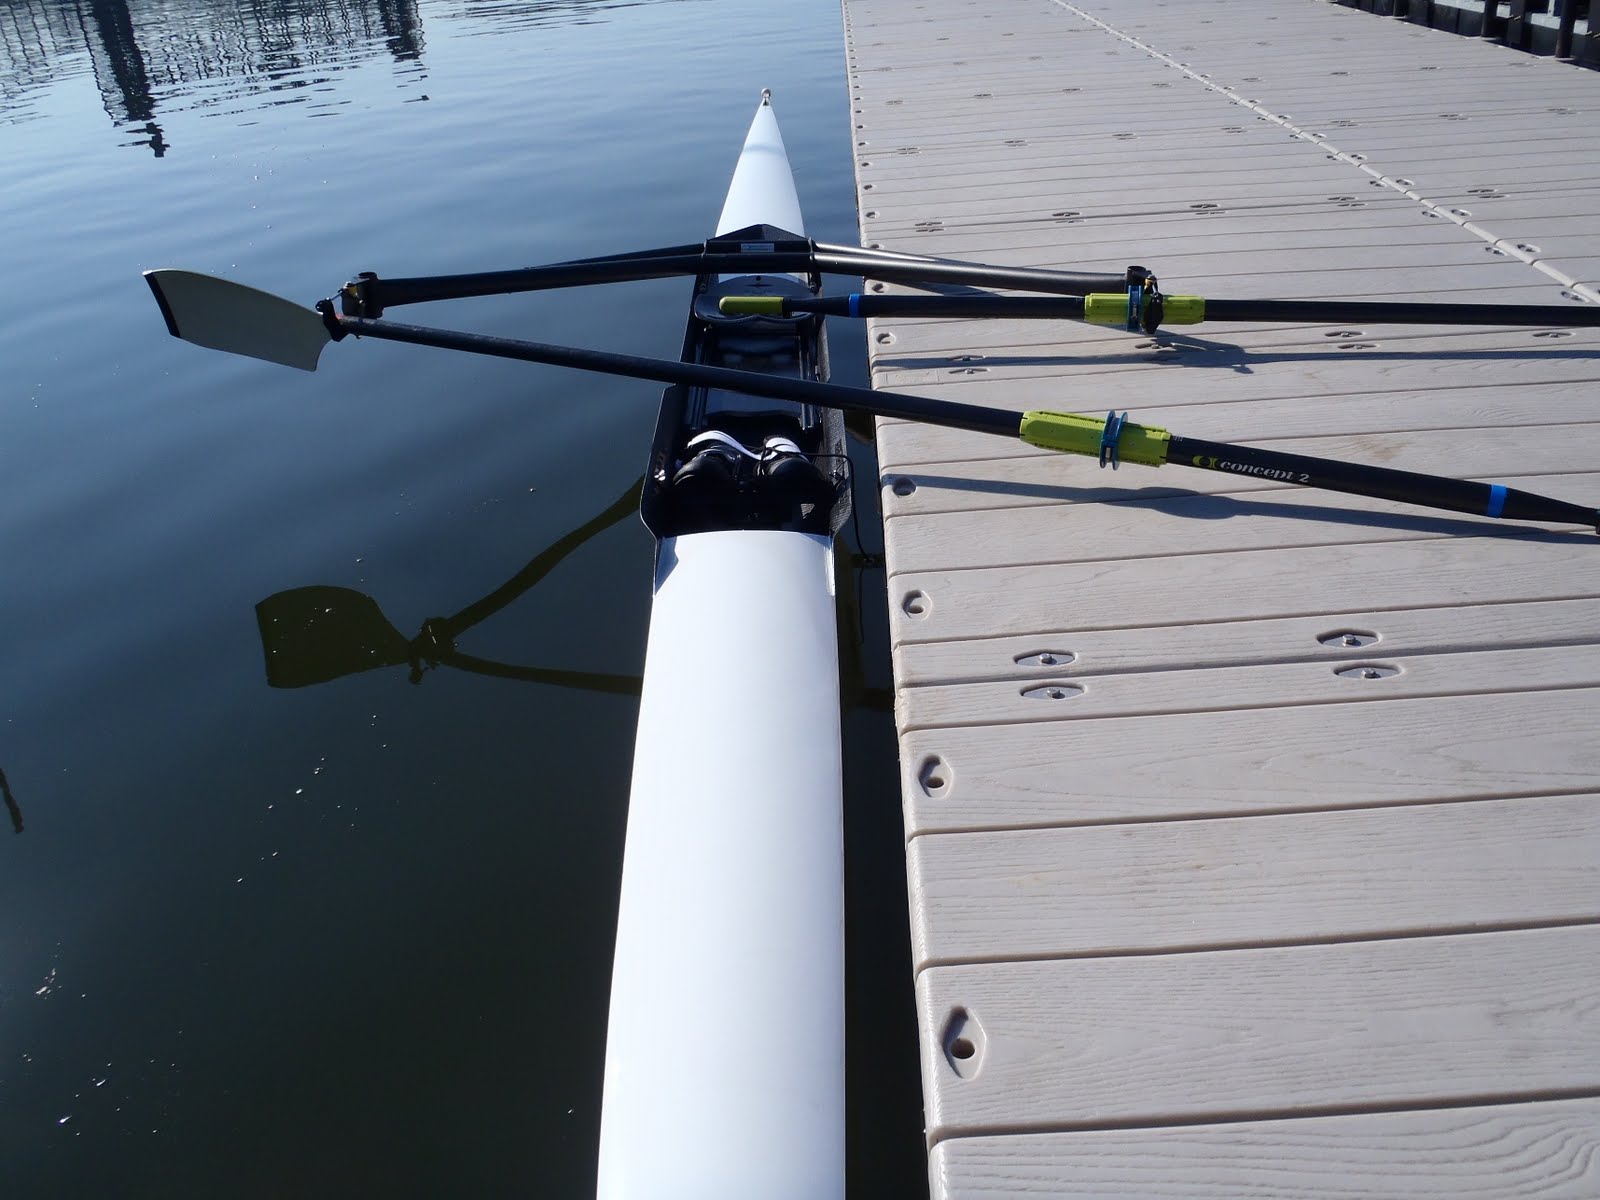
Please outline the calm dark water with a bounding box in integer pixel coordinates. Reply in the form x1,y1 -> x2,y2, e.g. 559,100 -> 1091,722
0,1 -> 920,1194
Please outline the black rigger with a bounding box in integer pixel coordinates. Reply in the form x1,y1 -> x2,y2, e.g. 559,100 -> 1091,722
342,239 -> 1129,315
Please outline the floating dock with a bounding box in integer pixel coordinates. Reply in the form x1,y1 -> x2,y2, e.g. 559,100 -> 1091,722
842,0 -> 1600,1193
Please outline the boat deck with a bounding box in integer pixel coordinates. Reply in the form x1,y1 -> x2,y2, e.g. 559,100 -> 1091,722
841,0 -> 1600,1193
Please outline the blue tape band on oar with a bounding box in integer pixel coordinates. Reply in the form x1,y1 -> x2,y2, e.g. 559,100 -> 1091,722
1486,484 -> 1508,519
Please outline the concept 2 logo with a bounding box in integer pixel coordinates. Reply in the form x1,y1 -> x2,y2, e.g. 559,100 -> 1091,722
1191,454 -> 1311,484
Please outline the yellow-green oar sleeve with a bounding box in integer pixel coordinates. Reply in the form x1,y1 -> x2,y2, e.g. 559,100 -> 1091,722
1018,411 -> 1171,465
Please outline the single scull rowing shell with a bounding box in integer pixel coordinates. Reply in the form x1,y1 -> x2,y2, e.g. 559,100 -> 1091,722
596,94 -> 849,1199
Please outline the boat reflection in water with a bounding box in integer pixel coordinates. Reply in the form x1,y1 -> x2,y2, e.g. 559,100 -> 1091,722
255,475 -> 645,695
2,0 -> 691,154
1,0 -> 426,154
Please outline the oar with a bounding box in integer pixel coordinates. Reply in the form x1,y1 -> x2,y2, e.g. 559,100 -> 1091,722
721,290 -> 1600,330
143,270 -> 1599,533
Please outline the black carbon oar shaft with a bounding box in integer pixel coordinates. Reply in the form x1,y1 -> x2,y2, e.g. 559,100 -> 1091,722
724,291 -> 1600,329
998,414 -> 1596,532
331,315 -> 1024,437
735,294 -> 1092,319
1202,297 -> 1600,327
355,252 -> 818,311
1169,436 -> 1597,527
811,251 -> 1123,296
329,316 -> 1597,534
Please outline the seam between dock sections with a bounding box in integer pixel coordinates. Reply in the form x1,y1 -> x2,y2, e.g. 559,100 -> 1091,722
910,916 -> 1600,975
884,530 -> 1599,585
921,1087 -> 1600,1146
873,430 -> 1600,471
866,370 -> 1600,419
898,786 -> 1600,838
881,466 -> 1600,524
894,634 -> 1600,690
890,593 -> 1600,648
891,593 -> 1600,634
1045,0 -> 1600,302
896,640 -> 1600,694
900,674 -> 1600,732
898,677 -> 1600,734
868,362 -> 1600,397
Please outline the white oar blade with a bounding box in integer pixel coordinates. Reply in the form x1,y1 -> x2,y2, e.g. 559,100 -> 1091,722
144,269 -> 330,372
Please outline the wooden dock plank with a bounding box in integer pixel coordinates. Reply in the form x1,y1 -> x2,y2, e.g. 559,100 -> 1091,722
882,472 -> 1599,578
862,209 -> 1550,262
907,795 -> 1600,963
899,642 -> 1600,731
868,333 -> 1600,409
888,536 -> 1600,646
917,927 -> 1600,1138
898,690 -> 1600,833
894,596 -> 1600,687
852,2 -> 1600,285
875,381 -> 1600,470
844,0 -> 1600,1190
872,313 -> 1600,391
930,1098 -> 1600,1199
880,425 -> 1600,520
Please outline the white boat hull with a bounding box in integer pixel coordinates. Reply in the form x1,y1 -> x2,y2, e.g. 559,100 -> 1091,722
597,529 -> 845,1199
715,95 -> 804,238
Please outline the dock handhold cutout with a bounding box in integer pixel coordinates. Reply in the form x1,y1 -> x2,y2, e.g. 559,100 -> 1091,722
941,1007 -> 986,1079
917,756 -> 951,798
1335,662 -> 1401,680
1318,628 -> 1379,648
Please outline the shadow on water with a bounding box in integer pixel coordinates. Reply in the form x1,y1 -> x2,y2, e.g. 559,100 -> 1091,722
256,475 -> 647,694
838,433 -> 926,1200
1,767 -> 21,834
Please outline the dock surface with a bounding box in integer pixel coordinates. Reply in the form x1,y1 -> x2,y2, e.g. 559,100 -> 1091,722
840,1 -> 1600,1194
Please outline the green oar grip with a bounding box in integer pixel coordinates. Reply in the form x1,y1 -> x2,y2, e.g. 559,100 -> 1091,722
1162,295 -> 1205,325
1083,294 -> 1206,326
1019,411 -> 1171,466
719,296 -> 787,316
1083,294 -> 1127,326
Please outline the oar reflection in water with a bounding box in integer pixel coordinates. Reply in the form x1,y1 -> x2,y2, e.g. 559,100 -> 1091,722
255,477 -> 644,695
2,767 -> 22,834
